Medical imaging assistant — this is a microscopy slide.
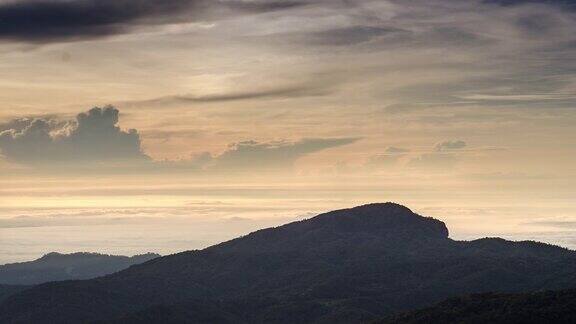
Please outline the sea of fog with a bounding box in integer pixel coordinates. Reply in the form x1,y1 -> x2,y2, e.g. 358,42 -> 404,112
2,202 -> 576,264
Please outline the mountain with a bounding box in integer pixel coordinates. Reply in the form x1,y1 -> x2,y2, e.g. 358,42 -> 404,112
0,252 -> 160,285
1,203 -> 576,323
379,289 -> 576,324
0,252 -> 159,305
0,285 -> 29,304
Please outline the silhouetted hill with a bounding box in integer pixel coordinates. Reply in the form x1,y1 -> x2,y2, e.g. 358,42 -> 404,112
1,203 -> 576,323
378,289 -> 576,324
0,252 -> 160,285
0,285 -> 29,304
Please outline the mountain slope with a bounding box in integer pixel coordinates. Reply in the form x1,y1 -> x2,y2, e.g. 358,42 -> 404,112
0,252 -> 160,285
0,285 -> 30,304
379,289 -> 576,324
1,203 -> 576,323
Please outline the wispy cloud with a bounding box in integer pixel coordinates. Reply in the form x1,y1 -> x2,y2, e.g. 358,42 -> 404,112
137,84 -> 336,106
204,137 -> 361,171
409,140 -> 468,171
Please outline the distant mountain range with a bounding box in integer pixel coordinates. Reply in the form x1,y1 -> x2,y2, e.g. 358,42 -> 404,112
0,252 -> 160,285
1,203 -> 575,323
0,252 -> 159,305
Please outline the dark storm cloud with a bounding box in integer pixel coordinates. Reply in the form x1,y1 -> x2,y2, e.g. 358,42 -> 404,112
0,0 -> 305,43
484,0 -> 576,8
0,0 -> 200,42
0,106 -> 149,164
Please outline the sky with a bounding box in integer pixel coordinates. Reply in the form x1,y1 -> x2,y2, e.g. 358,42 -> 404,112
1,0 -> 576,263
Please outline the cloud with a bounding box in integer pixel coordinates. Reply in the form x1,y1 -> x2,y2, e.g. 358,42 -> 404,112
304,26 -> 405,46
282,0 -> 576,122
138,84 -> 335,106
527,220 -> 576,229
408,152 -> 459,171
409,140 -> 467,171
364,146 -> 409,170
0,118 -> 45,132
385,146 -> 410,154
0,106 -> 360,173
1,0 -> 571,46
0,0 -> 305,43
201,137 -> 360,171
0,106 -> 149,164
484,0 -> 576,9
435,140 -> 467,152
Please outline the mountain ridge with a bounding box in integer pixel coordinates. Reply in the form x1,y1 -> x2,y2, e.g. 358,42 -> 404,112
378,289 -> 576,324
0,252 -> 160,285
1,202 -> 575,323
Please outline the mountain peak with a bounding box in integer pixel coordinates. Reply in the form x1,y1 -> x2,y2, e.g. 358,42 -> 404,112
208,202 -> 449,255
3,204 -> 576,324
39,252 -> 63,259
349,202 -> 414,213
37,252 -> 106,261
308,202 -> 449,240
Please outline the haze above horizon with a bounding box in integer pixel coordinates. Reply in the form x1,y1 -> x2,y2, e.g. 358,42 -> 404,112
1,0 -> 575,263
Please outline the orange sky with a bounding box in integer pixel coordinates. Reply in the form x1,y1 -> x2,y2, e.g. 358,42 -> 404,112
1,0 -> 576,263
